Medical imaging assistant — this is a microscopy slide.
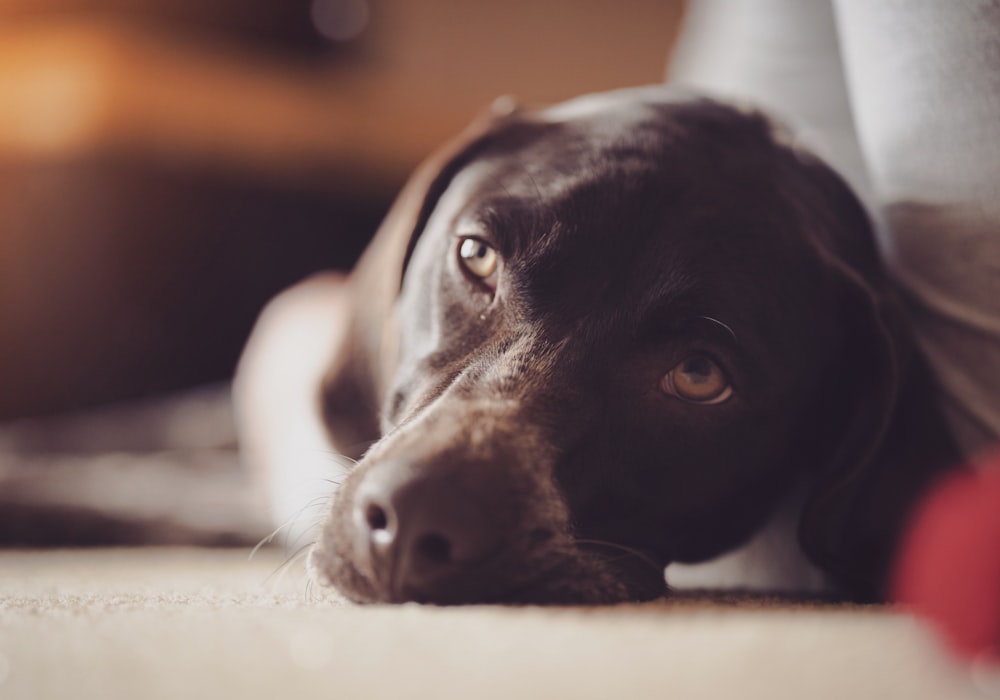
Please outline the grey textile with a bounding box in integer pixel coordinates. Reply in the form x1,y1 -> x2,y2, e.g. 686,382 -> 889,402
670,0 -> 1000,456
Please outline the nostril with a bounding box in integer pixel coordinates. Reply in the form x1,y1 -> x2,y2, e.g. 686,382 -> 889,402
353,471 -> 502,600
415,533 -> 453,565
365,503 -> 389,532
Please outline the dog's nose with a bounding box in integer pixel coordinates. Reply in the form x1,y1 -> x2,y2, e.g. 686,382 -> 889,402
354,469 -> 502,601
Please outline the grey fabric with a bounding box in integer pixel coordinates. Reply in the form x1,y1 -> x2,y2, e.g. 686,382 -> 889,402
670,0 -> 1000,456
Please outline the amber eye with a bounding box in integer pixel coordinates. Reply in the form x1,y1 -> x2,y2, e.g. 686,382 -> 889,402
661,355 -> 732,404
458,238 -> 498,280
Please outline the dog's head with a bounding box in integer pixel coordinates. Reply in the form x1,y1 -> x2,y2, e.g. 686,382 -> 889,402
311,87 -> 958,604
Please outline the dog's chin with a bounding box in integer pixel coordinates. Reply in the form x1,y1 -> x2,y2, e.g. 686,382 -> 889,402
307,539 -> 667,606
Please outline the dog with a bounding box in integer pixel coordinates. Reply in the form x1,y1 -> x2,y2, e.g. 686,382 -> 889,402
234,86 -> 960,605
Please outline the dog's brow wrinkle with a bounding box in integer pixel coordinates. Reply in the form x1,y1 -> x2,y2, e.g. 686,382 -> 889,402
474,202 -> 521,255
475,195 -> 557,261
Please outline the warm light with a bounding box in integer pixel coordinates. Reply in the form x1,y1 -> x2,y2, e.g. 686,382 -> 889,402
0,39 -> 108,155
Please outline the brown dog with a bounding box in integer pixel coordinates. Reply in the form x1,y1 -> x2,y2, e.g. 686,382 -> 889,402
235,86 -> 959,605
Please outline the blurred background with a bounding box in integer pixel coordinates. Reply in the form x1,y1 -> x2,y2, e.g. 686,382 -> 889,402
0,0 -> 685,422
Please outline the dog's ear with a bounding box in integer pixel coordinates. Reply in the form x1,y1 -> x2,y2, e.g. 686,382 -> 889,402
319,98 -> 524,455
791,160 -> 960,601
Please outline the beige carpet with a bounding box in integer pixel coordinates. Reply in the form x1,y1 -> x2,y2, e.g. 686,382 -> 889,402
1,548 -> 997,700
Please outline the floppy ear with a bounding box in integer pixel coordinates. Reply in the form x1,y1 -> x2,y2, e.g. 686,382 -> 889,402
794,165 -> 961,602
319,99 -> 524,457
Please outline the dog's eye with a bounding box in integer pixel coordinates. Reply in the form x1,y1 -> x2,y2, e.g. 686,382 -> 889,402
661,355 -> 732,404
458,238 -> 498,281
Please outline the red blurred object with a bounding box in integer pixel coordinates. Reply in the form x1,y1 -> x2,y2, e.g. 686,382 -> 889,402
892,449 -> 1000,662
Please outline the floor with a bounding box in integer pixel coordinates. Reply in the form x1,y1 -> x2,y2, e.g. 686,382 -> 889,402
1,547 -> 995,700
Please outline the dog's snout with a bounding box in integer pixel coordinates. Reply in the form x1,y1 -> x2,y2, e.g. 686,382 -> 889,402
353,467 -> 502,602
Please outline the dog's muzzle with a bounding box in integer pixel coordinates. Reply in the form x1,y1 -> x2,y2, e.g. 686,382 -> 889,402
350,455 -> 508,602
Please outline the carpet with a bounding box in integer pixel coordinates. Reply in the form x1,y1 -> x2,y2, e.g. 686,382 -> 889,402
1,547 -> 996,700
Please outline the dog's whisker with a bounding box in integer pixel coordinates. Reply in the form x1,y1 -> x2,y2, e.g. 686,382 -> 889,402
284,495 -> 333,534
318,449 -> 359,470
303,570 -> 314,602
342,440 -> 381,460
250,491 -> 333,560
285,516 -> 326,554
278,513 -> 328,556
573,538 -> 664,577
301,493 -> 333,511
697,314 -> 738,342
249,532 -> 278,560
250,521 -> 294,560
265,541 -> 316,591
